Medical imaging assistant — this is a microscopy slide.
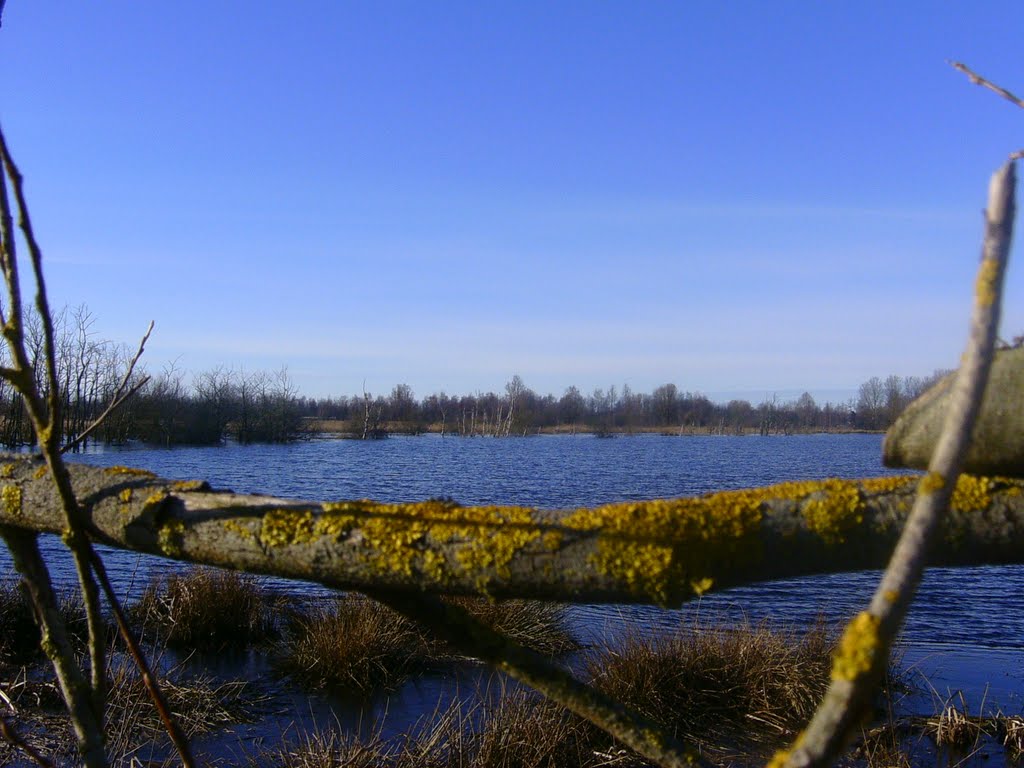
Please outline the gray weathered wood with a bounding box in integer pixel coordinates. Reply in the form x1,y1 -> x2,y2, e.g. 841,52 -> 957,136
3,456 -> 1024,606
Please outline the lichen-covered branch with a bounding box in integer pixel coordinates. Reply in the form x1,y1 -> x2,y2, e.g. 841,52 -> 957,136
3,458 -> 1024,604
778,160 -> 1016,768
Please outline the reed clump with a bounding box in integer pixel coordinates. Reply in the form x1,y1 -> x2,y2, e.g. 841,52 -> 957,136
587,617 -> 834,756
442,597 -> 581,656
252,691 -> 602,768
128,567 -> 278,652
277,594 -> 431,694
0,581 -> 87,666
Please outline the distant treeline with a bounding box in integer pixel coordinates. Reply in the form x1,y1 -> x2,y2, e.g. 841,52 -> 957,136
302,371 -> 947,439
0,306 -> 948,448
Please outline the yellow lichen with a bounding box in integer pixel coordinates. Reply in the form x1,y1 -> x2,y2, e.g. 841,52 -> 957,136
860,475 -> 917,494
952,474 -> 991,512
690,577 -> 714,596
801,479 -> 863,545
541,530 -> 563,551
105,466 -> 156,478
157,519 -> 186,557
118,488 -> 133,504
563,484 -> 769,603
32,465 -> 48,480
259,509 -> 317,548
883,589 -> 899,604
144,491 -> 168,508
976,256 -> 999,308
831,611 -> 881,682
170,480 -> 207,492
1,485 -> 21,517
222,518 -> 256,541
0,463 -> 14,479
315,499 -> 546,591
919,472 -> 945,495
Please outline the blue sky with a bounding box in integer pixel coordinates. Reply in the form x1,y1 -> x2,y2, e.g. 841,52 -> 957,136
0,2 -> 1021,404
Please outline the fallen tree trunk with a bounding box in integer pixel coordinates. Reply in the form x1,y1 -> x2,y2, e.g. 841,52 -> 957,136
3,456 -> 1023,606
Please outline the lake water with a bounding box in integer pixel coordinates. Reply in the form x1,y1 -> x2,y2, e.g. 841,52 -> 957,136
6,433 -> 1024,720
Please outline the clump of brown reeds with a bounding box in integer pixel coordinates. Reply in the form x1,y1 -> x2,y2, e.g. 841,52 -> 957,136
103,660 -> 261,761
0,657 -> 263,766
442,597 -> 580,656
127,566 -> 279,652
276,594 -> 431,694
465,687 -> 605,768
1000,714 -> 1024,758
0,580 -> 87,665
276,594 -> 578,695
586,617 -> 834,755
251,690 -> 605,768
924,692 -> 985,752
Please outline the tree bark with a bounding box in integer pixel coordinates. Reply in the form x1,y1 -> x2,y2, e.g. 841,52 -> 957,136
3,457 -> 1024,606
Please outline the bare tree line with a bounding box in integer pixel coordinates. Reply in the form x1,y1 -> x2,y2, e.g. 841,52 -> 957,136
304,372 -> 949,438
0,307 -> 944,449
0,308 -> 305,449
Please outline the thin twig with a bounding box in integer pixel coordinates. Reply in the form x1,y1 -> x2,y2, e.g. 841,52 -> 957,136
782,161 -> 1016,767
86,547 -> 197,768
62,320 -> 154,453
949,61 -> 1024,110
0,126 -> 110,727
0,717 -> 54,768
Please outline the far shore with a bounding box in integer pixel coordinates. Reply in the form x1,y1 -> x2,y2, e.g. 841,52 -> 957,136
307,419 -> 884,438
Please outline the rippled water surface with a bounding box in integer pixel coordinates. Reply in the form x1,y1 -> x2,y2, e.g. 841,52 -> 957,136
9,433 -> 1024,713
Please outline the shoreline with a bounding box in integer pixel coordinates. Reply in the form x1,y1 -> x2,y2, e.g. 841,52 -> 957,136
306,419 -> 886,438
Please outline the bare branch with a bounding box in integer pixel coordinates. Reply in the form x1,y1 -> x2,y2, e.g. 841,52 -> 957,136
949,60 -> 1024,110
0,126 -> 110,729
0,527 -> 105,768
781,161 -> 1016,767
86,548 -> 196,767
0,717 -> 54,768
62,320 -> 153,453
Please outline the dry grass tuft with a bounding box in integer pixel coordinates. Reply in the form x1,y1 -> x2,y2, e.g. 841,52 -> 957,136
277,594 -> 431,694
587,617 -> 834,755
252,691 -> 610,768
1000,714 -> 1024,758
924,693 -> 983,751
442,597 -> 580,657
127,567 -> 278,652
0,581 -> 87,666
466,687 -> 606,768
104,660 -> 263,762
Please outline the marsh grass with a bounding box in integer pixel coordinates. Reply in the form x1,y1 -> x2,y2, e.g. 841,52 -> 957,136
127,567 -> 278,652
586,617 -> 834,757
442,597 -> 580,657
252,691 -> 608,768
277,595 -> 578,696
277,594 -> 431,694
0,654 -> 263,767
466,687 -> 608,768
0,581 -> 87,666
